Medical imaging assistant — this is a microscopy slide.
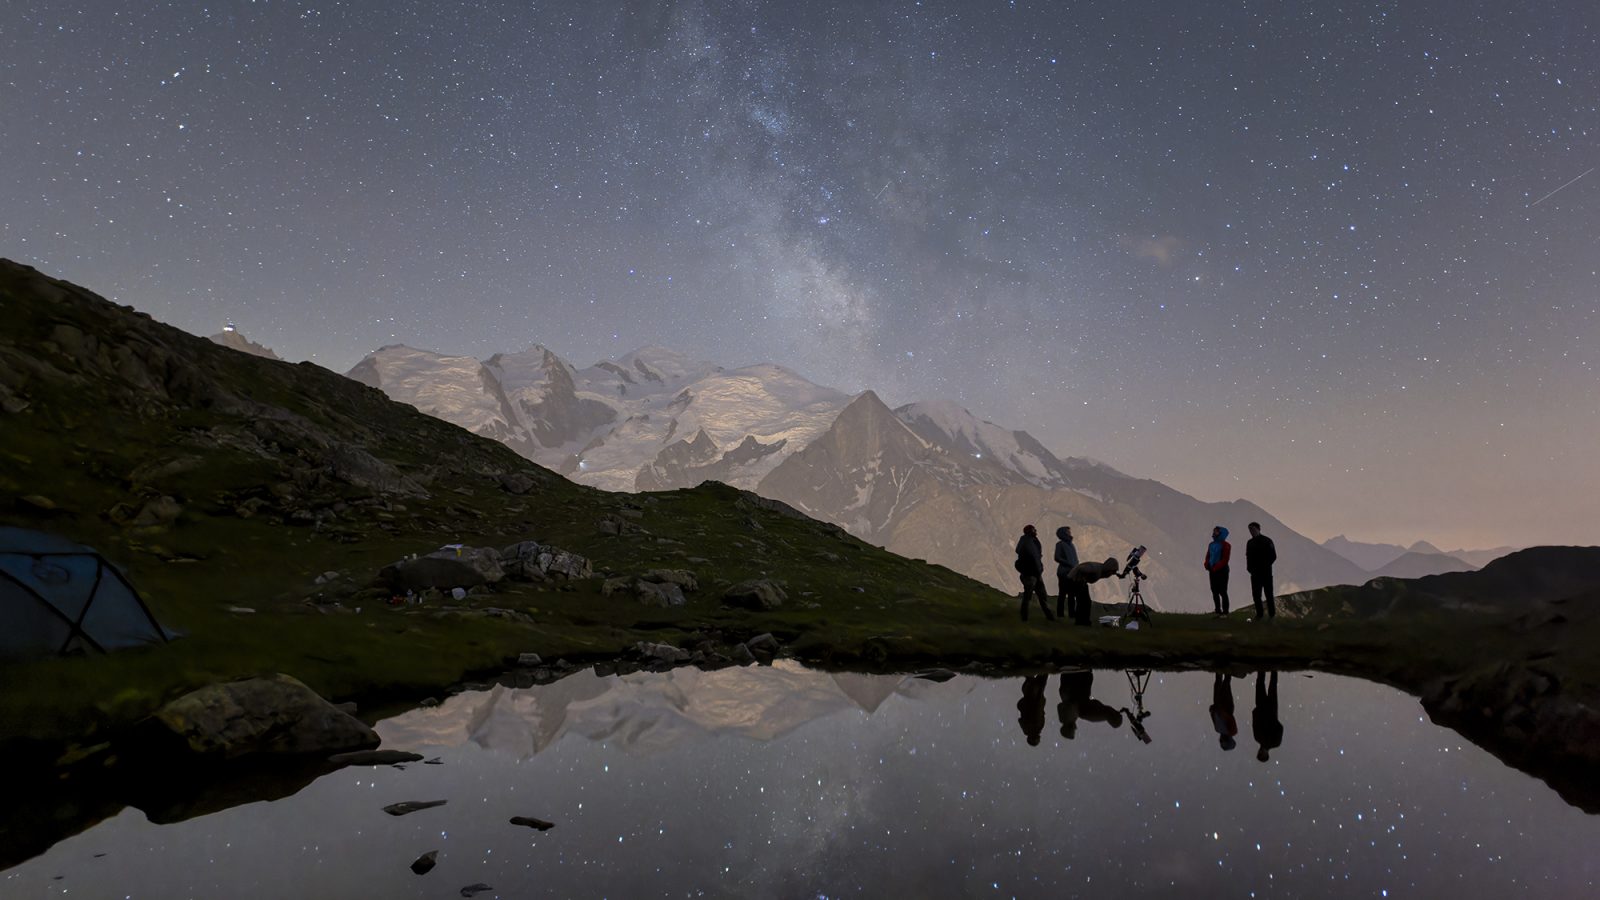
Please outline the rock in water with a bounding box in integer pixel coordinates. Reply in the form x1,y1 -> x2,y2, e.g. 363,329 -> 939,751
410,850 -> 438,875
460,884 -> 494,897
328,749 -> 424,766
137,674 -> 378,759
383,800 -> 448,816
510,816 -> 555,830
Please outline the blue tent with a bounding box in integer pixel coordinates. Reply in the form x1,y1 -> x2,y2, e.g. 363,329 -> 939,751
0,527 -> 173,659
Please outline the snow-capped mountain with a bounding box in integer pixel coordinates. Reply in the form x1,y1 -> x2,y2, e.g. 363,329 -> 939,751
758,392 -> 1370,610
349,340 -> 1369,610
206,329 -> 280,361
347,343 -> 849,491
374,661 -> 972,758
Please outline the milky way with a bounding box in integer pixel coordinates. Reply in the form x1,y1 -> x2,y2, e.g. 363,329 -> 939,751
2,1 -> 1597,547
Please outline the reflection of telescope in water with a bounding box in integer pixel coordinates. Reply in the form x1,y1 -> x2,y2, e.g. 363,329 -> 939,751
1119,668 -> 1154,744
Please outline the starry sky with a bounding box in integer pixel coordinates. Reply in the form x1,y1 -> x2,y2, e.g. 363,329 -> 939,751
3,0 -> 1597,549
7,669 -> 1599,897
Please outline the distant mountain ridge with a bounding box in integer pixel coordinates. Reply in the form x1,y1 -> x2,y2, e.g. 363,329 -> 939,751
1283,546 -> 1600,620
1371,550 -> 1475,580
206,329 -> 280,361
348,343 -> 849,492
348,342 -> 1375,609
1322,534 -> 1518,574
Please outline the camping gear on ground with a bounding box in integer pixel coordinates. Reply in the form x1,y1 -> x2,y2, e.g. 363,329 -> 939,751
0,527 -> 172,659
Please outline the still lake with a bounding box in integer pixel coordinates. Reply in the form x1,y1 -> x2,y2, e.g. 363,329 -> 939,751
5,663 -> 1597,899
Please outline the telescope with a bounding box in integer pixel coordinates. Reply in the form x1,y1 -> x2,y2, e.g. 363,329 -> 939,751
1120,545 -> 1147,579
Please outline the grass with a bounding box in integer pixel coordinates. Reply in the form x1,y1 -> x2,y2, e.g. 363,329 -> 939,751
2,257 -> 1596,816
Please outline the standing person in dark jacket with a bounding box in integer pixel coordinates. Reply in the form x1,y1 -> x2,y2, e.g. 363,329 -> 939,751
1015,524 -> 1054,621
1252,670 -> 1284,761
1053,526 -> 1082,622
1245,522 -> 1278,620
1204,525 -> 1232,615
1017,674 -> 1048,746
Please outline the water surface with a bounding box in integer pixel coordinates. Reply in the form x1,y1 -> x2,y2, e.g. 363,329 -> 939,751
5,664 -> 1596,898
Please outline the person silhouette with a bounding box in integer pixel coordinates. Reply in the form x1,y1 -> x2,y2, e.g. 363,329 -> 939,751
1017,674 -> 1048,745
1015,525 -> 1054,622
1058,669 -> 1123,738
1252,670 -> 1284,761
1209,672 -> 1238,751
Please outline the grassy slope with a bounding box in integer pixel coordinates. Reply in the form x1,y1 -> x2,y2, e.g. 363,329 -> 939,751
2,258 -> 1597,810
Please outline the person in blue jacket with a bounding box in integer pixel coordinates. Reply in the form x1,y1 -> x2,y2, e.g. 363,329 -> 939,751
1204,525 -> 1232,615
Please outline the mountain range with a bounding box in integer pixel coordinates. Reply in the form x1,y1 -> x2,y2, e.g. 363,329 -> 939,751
1320,535 -> 1517,573
345,342 -> 1382,610
377,660 -> 972,758
206,328 -> 280,361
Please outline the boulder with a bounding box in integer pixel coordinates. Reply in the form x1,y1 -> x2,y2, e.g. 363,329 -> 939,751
385,800 -> 448,816
722,579 -> 786,611
598,513 -> 646,536
410,850 -> 438,875
498,472 -> 538,495
509,816 -> 555,830
635,580 -> 687,608
643,569 -> 699,591
137,674 -> 379,760
746,633 -> 779,655
600,576 -> 632,596
380,556 -> 487,591
730,643 -> 757,665
128,495 -> 182,527
498,540 -> 546,580
537,548 -> 592,580
516,652 -> 543,667
635,641 -> 691,663
426,546 -> 504,582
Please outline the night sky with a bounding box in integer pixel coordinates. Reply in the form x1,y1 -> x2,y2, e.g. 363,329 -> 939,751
7,669 -> 1599,897
3,1 -> 1597,548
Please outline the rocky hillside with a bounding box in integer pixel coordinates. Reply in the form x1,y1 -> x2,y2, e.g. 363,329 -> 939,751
353,342 -> 1371,609
759,391 -> 1370,611
0,259 -> 1002,745
1279,546 -> 1600,619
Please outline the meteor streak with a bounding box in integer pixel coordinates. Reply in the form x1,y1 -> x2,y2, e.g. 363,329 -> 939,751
1529,166 -> 1594,208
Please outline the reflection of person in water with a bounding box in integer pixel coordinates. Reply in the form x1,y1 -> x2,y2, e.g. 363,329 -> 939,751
1057,670 -> 1124,740
1252,670 -> 1284,762
1210,672 -> 1238,751
1017,674 -> 1048,746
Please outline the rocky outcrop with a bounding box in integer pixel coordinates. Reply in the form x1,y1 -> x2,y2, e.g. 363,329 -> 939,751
379,548 -> 504,591
134,674 -> 378,760
207,329 -> 281,361
1422,660 -> 1600,813
722,579 -> 786,611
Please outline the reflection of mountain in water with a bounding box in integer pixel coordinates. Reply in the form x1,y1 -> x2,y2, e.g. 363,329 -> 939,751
378,662 -> 968,757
